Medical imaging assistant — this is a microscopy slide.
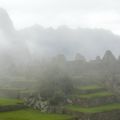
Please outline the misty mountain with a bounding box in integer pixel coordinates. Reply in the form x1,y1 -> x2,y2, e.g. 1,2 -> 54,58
0,8 -> 30,78
19,24 -> 120,60
0,7 -> 120,79
1,8 -> 120,59
0,8 -> 15,33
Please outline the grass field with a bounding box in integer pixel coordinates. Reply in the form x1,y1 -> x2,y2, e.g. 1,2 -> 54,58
0,98 -> 23,106
0,109 -> 72,120
66,103 -> 120,113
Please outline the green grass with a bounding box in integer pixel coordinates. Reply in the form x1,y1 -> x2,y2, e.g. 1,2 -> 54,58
79,85 -> 102,90
0,98 -> 23,106
78,92 -> 114,99
66,103 -> 120,113
0,109 -> 72,120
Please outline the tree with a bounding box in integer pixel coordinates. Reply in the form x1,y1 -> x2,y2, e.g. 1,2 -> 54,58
38,64 -> 73,105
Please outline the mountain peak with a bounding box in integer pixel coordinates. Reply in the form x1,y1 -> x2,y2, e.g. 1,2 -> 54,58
0,8 -> 15,33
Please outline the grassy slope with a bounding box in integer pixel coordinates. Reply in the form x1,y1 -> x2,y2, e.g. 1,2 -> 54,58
0,109 -> 72,120
0,98 -> 23,106
66,104 -> 120,113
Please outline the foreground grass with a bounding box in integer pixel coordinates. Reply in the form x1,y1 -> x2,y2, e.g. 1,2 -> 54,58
66,103 -> 120,113
0,98 -> 23,106
0,109 -> 72,120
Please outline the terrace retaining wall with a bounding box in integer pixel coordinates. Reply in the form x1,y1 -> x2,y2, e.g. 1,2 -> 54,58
72,95 -> 119,107
79,88 -> 106,94
63,109 -> 120,120
0,104 -> 26,112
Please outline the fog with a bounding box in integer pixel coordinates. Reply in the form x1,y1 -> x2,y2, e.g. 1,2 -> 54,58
0,0 -> 120,119
0,8 -> 118,89
0,4 -> 120,119
0,8 -> 120,72
1,7 -> 120,59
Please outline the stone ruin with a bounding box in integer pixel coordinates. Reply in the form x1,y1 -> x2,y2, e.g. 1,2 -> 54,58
24,94 -> 49,112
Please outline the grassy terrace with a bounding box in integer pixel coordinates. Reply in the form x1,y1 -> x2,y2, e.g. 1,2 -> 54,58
78,92 -> 114,99
79,85 -> 103,90
0,109 -> 72,120
0,98 -> 23,106
65,104 -> 120,113
71,92 -> 114,99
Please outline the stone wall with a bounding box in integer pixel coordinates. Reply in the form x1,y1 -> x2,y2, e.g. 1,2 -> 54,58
0,89 -> 19,98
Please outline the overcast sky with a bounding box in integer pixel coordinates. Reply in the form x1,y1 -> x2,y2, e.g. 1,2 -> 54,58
0,0 -> 120,34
